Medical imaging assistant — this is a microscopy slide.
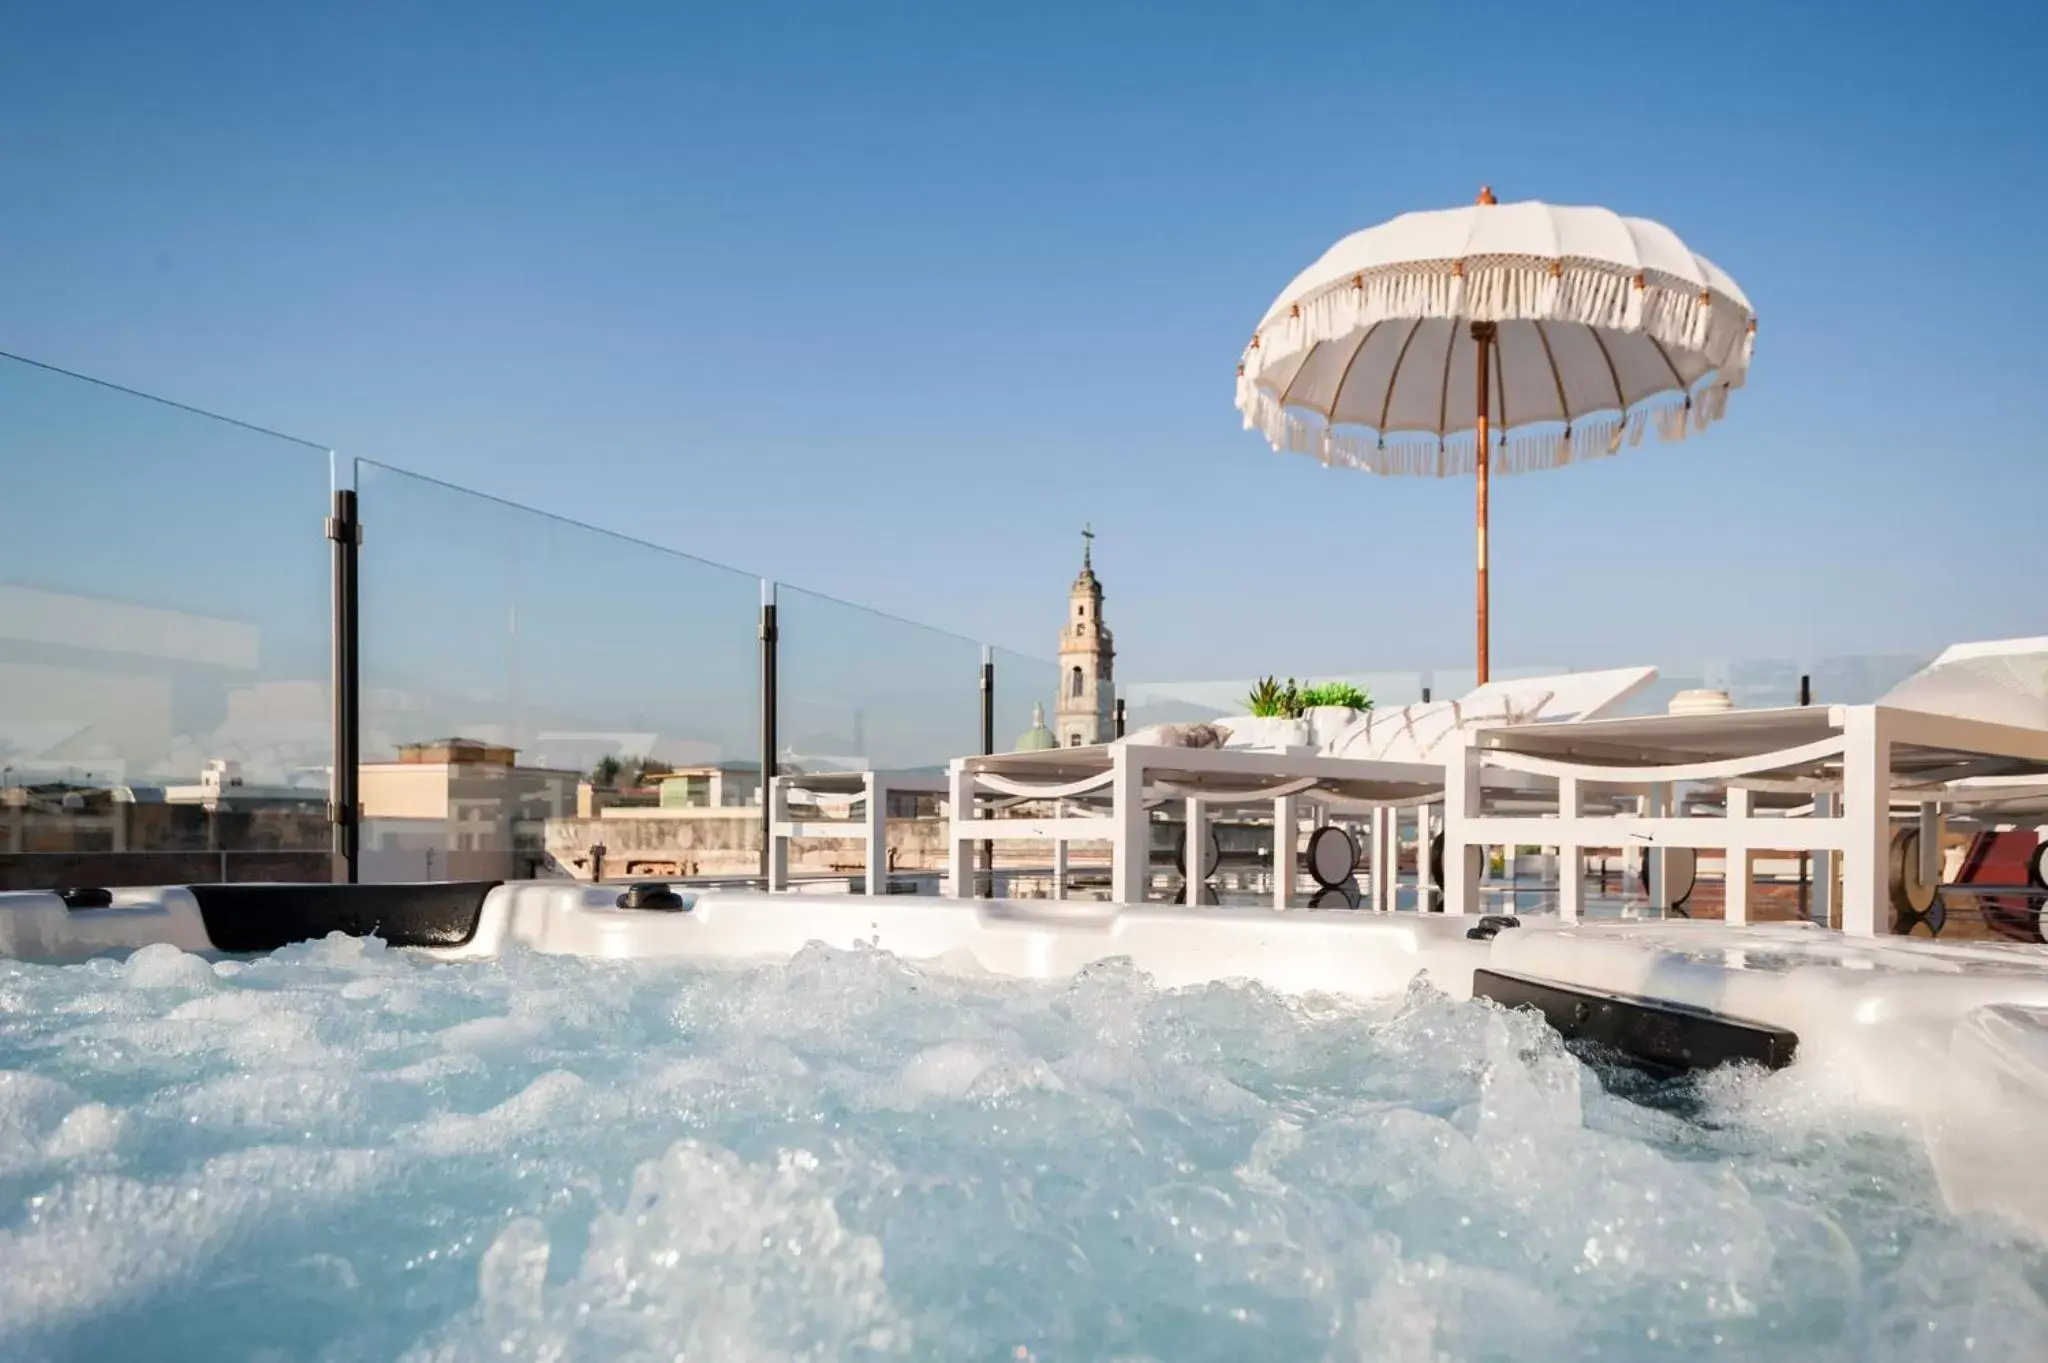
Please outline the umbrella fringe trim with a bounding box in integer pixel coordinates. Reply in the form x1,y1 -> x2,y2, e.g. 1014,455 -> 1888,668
1240,257 -> 1755,395
1241,384 -> 1728,478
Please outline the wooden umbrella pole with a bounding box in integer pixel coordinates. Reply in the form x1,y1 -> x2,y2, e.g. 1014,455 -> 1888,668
1472,320 -> 1495,684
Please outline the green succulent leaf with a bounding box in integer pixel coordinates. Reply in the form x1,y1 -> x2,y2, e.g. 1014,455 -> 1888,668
1299,681 -> 1373,711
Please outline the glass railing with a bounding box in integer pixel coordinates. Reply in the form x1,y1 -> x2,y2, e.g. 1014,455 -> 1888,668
354,460 -> 761,881
774,586 -> 983,774
0,346 -> 1962,897
989,646 -> 1062,753
0,352 -> 335,887
1572,651 -> 1936,717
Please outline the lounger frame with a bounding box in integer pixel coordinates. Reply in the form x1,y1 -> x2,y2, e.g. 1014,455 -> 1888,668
1445,703 -> 2048,935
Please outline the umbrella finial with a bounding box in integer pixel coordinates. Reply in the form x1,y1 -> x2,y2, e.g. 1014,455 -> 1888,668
1476,185 -> 1496,205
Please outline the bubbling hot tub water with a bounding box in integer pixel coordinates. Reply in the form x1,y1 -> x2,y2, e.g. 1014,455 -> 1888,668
2,935 -> 2045,1361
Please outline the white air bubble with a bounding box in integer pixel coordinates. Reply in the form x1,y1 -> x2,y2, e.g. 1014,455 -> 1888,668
892,1042 -> 990,1105
120,943 -> 217,991
0,1072 -> 94,1178
0,1146 -> 385,1336
406,1141 -> 901,1361
966,1057 -> 1067,1101
404,1071 -> 589,1157
45,1103 -> 122,1161
433,1014 -> 549,1056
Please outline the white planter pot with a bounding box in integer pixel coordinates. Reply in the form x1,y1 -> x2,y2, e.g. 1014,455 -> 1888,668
1218,707 -> 1371,752
1305,705 -> 1368,749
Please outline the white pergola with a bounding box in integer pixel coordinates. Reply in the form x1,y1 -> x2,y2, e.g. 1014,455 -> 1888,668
1440,703 -> 2048,935
766,769 -> 949,898
943,743 -> 1443,909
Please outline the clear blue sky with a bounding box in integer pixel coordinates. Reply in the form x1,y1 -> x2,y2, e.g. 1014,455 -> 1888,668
3,0 -> 2042,682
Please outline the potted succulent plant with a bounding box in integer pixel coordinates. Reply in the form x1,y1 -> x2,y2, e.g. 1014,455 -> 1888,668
1245,677 -> 1373,717
1239,677 -> 1374,749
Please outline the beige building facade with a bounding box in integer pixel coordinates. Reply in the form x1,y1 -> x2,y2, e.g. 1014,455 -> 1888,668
360,738 -> 580,881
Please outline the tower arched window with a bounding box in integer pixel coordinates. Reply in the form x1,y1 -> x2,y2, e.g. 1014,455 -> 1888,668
1069,666 -> 1084,698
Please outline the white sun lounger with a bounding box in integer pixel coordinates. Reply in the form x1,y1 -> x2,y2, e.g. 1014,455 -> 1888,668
1439,638 -> 2048,936
944,667 -> 1658,908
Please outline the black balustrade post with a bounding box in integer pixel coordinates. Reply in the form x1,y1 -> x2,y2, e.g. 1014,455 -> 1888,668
327,488 -> 361,884
759,582 -> 779,880
980,648 -> 995,890
1798,673 -> 1812,917
980,648 -> 995,757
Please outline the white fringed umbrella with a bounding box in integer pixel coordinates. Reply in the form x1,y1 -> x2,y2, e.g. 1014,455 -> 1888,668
1236,188 -> 1755,682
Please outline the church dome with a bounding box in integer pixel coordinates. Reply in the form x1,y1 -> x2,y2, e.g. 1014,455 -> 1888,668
1015,701 -> 1057,752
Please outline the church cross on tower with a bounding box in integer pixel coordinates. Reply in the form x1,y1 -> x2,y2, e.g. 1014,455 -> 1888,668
1081,523 -> 1093,569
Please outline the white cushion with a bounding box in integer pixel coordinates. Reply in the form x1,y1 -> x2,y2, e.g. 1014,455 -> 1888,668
1879,637 -> 2048,730
1120,721 -> 1232,749
1321,666 -> 1657,763
1121,667 -> 1657,765
1213,716 -> 1309,751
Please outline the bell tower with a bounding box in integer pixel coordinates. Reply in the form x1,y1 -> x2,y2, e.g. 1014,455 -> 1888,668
1055,525 -> 1115,747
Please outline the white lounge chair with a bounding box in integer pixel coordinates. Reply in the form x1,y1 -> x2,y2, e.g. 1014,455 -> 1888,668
944,667 -> 1657,908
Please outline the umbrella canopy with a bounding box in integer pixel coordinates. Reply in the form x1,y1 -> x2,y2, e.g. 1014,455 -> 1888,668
1235,190 -> 1755,678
